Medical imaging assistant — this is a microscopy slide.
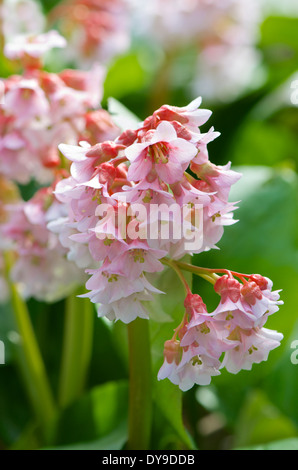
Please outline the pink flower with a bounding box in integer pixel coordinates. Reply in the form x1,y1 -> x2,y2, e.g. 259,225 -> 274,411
212,274 -> 283,329
181,294 -> 237,359
143,97 -> 212,136
82,262 -> 162,305
158,277 -> 283,390
97,291 -> 154,324
190,161 -> 242,202
158,339 -> 221,391
107,240 -> 166,280
125,121 -> 198,184
222,327 -> 283,374
4,79 -> 49,125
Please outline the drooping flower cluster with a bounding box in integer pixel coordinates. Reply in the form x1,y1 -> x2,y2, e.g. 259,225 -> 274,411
0,31 -> 110,184
129,0 -> 262,102
158,274 -> 283,391
2,181 -> 87,302
53,97 -> 241,323
49,0 -> 131,67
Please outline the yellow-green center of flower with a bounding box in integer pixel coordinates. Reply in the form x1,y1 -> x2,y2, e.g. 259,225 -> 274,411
131,249 -> 146,263
149,142 -> 169,164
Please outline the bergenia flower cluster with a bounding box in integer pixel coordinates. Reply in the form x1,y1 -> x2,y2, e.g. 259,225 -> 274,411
52,98 -> 238,320
0,31 -> 108,184
50,0 -> 131,67
2,183 -> 87,302
159,274 -> 283,391
50,96 -> 283,390
0,31 -> 119,302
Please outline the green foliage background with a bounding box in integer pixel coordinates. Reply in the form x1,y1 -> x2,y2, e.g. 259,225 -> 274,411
1,1 -> 298,451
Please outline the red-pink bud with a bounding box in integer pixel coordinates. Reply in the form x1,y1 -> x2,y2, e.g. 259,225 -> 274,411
250,274 -> 268,290
241,282 -> 263,305
154,106 -> 188,126
184,293 -> 207,317
96,163 -> 117,185
86,141 -> 124,163
59,69 -> 88,90
164,340 -> 181,365
118,129 -> 138,146
214,275 -> 241,303
42,147 -> 60,168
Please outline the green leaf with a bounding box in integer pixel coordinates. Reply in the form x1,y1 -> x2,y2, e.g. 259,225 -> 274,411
0,302 -> 18,364
236,438 -> 298,451
230,121 -> 298,169
54,380 -> 128,446
263,320 -> 298,427
260,16 -> 298,85
45,422 -> 127,450
233,389 -> 297,448
152,378 -> 196,450
104,53 -> 147,102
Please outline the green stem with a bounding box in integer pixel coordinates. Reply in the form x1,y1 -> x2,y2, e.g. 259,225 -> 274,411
58,291 -> 94,408
162,258 -> 190,294
3,252 -> 57,443
127,318 -> 152,450
163,258 -> 219,285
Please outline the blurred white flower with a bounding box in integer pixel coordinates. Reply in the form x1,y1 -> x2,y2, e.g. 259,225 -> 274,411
129,0 -> 264,102
0,0 -> 45,41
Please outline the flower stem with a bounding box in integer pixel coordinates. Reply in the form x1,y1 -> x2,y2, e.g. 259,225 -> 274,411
163,258 -> 219,285
58,291 -> 94,408
3,252 -> 57,443
173,260 -> 252,282
127,318 -> 152,450
162,258 -> 190,294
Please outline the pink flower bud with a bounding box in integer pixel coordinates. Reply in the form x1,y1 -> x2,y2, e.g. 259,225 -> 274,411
86,141 -> 124,163
241,281 -> 263,306
184,293 -> 207,317
250,274 -> 268,290
214,275 -> 241,303
163,340 -> 181,365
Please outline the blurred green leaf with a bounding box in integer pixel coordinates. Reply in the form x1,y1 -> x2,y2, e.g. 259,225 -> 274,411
45,422 -> 127,450
0,364 -> 32,447
230,120 -> 298,169
0,302 -> 17,364
54,380 -> 128,446
236,437 -> 298,450
263,320 -> 298,427
260,16 -> 298,85
103,53 -> 147,103
152,378 -> 196,450
88,317 -> 128,388
234,389 -> 297,448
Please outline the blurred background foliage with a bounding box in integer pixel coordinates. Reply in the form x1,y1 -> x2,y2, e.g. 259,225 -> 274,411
1,0 -> 298,451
